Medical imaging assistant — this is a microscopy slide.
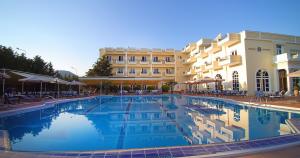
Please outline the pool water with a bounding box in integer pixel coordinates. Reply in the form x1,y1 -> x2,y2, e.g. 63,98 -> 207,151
1,95 -> 300,151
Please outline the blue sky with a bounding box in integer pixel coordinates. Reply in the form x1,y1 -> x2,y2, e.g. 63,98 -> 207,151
0,0 -> 300,76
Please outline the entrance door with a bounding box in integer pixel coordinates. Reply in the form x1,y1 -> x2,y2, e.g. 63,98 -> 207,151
278,69 -> 287,92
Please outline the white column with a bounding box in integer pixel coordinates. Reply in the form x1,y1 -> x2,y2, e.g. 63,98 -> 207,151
22,82 -> 24,93
150,52 -> 153,75
125,51 -> 128,76
40,82 -> 43,98
174,51 -> 177,82
2,69 -> 5,102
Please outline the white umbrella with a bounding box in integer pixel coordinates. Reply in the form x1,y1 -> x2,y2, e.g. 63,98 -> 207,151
0,72 -> 10,102
69,80 -> 86,96
19,76 -> 51,98
52,78 -> 70,98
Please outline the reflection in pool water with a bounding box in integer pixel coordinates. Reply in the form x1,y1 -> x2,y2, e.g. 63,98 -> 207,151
0,95 -> 299,151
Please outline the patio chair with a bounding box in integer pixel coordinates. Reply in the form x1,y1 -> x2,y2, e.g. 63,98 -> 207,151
269,90 -> 284,100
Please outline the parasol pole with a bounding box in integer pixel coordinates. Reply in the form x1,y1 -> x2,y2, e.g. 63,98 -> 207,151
40,81 -> 43,98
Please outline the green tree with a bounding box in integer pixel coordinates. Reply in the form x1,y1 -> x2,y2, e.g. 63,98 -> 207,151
166,81 -> 177,94
86,56 -> 112,76
0,45 -> 56,76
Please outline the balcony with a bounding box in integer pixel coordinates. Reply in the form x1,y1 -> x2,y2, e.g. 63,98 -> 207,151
213,61 -> 223,70
164,61 -> 175,64
217,33 -> 241,47
152,61 -> 163,64
115,60 -> 125,64
152,72 -> 162,77
184,69 -> 197,76
165,72 -> 175,77
184,56 -> 197,64
115,72 -> 124,76
139,72 -> 149,76
205,62 -> 213,70
128,60 -> 137,64
201,65 -> 209,73
140,60 -> 149,64
205,43 -> 221,54
127,72 -> 136,76
219,55 -> 242,67
273,53 -> 300,63
200,52 -> 208,58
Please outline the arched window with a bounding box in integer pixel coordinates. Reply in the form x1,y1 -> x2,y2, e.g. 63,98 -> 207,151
215,74 -> 222,90
232,71 -> 239,91
256,70 -> 270,91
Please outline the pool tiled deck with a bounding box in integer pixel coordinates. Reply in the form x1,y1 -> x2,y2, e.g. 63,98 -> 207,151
1,134 -> 300,158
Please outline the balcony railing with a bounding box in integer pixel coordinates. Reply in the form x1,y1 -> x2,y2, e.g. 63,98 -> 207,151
213,61 -> 223,70
184,69 -> 197,76
128,72 -> 136,76
139,72 -> 149,76
165,72 -> 175,76
128,60 -> 137,64
205,42 -> 221,54
273,53 -> 300,63
116,72 -> 124,76
217,33 -> 241,46
200,52 -> 208,58
152,61 -> 162,64
164,60 -> 175,64
140,60 -> 149,64
115,60 -> 125,64
152,72 -> 162,76
219,55 -> 242,67
205,62 -> 213,70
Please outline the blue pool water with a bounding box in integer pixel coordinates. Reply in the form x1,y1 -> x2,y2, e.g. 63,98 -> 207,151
1,95 -> 300,152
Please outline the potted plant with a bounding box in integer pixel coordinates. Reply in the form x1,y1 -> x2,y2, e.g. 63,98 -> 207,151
294,84 -> 299,96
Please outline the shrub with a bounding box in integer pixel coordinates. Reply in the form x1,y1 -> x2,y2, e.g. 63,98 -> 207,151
123,85 -> 131,91
147,86 -> 155,91
134,85 -> 141,90
161,85 -> 170,92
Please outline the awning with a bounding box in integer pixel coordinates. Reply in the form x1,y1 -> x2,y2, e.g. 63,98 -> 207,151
184,77 -> 225,84
288,70 -> 300,77
79,76 -> 172,85
11,70 -> 70,85
69,80 -> 86,86
0,72 -> 10,79
19,76 -> 53,83
52,78 -> 70,85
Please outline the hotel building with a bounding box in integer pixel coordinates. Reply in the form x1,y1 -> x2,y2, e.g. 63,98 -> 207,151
81,30 -> 300,96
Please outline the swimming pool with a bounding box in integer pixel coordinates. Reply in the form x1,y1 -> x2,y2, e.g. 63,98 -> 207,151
1,95 -> 300,152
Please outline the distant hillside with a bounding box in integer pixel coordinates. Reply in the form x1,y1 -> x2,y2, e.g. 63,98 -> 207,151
56,70 -> 77,77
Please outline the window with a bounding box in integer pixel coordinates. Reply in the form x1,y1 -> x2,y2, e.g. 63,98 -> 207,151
166,68 -> 173,74
165,57 -> 171,62
231,50 -> 237,55
129,56 -> 135,61
276,44 -> 283,55
290,50 -> 300,59
129,68 -> 135,74
118,56 -> 124,61
141,56 -> 147,62
106,56 -> 112,61
117,68 -> 124,73
153,68 -> 160,74
257,47 -> 262,52
232,71 -> 239,91
256,70 -> 270,91
215,74 -> 222,90
153,56 -> 159,62
141,68 -> 147,74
